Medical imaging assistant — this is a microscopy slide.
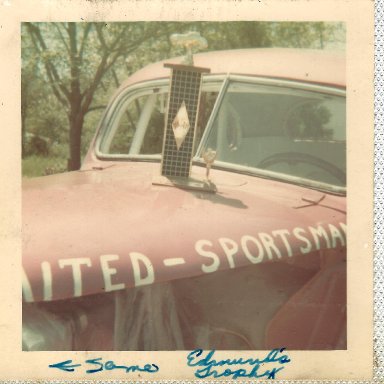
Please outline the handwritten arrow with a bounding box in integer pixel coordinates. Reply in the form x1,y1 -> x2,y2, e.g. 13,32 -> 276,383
49,359 -> 82,372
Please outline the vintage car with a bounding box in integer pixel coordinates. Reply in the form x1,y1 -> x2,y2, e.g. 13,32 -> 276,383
22,47 -> 346,351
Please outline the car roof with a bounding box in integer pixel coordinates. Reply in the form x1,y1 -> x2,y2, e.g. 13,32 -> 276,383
120,48 -> 345,89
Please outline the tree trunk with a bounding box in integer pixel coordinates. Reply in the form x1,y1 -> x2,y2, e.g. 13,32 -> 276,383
68,112 -> 84,171
67,23 -> 84,171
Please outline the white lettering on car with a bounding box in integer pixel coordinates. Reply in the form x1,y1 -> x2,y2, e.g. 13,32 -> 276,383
195,239 -> 220,273
22,268 -> 34,302
241,235 -> 264,264
328,223 -> 346,247
41,261 -> 52,301
293,227 -> 313,254
340,222 -> 347,237
58,257 -> 92,297
218,237 -> 239,268
259,232 -> 282,260
163,258 -> 186,266
23,222 -> 346,301
100,254 -> 125,292
309,225 -> 331,250
272,229 -> 293,257
130,252 -> 154,287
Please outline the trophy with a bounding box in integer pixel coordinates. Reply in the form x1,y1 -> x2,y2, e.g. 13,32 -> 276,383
153,32 -> 217,192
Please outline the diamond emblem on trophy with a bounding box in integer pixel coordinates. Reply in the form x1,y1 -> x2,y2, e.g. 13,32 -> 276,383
172,101 -> 190,150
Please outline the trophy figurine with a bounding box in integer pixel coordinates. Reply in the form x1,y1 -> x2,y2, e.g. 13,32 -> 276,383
170,31 -> 208,66
202,148 -> 217,181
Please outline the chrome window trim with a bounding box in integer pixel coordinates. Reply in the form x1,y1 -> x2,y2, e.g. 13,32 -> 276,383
218,74 -> 346,96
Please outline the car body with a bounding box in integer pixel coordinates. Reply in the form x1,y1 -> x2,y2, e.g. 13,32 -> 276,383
22,48 -> 346,351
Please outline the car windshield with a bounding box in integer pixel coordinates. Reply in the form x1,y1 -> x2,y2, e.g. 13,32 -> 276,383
98,77 -> 345,189
201,80 -> 346,188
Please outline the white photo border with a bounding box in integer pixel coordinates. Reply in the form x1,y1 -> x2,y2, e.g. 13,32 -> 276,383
0,0 -> 377,381
374,0 -> 384,380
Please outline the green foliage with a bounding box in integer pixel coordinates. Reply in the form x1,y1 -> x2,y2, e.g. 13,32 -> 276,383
270,22 -> 345,49
21,21 -> 345,176
22,155 -> 67,178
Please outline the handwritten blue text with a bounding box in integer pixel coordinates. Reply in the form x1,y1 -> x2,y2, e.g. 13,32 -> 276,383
49,357 -> 159,374
187,348 -> 290,379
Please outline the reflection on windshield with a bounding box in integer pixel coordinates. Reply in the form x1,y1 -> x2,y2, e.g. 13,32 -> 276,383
203,83 -> 346,187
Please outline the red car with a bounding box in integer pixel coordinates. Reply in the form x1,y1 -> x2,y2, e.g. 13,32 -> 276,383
22,48 -> 346,351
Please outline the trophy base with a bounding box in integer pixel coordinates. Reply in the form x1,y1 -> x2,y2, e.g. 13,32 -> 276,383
152,175 -> 217,193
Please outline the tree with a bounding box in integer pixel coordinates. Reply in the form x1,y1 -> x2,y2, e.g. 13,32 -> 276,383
269,22 -> 345,49
24,22 -> 171,170
21,27 -> 40,157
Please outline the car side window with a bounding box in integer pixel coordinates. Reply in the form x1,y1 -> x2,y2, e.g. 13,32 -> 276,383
102,85 -> 219,156
107,92 -> 167,155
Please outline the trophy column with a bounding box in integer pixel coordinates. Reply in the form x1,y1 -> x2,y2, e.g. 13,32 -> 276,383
153,32 -> 216,192
161,63 -> 210,178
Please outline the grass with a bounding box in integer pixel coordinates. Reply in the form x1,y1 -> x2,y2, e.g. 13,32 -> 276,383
22,155 -> 67,178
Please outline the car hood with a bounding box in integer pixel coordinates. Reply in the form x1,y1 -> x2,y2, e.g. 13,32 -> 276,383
23,162 -> 346,302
